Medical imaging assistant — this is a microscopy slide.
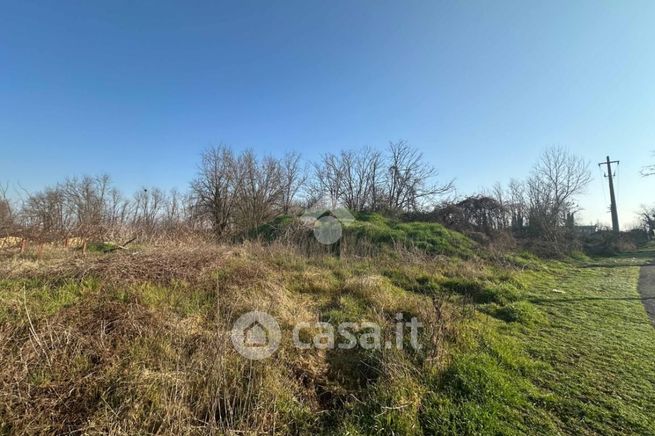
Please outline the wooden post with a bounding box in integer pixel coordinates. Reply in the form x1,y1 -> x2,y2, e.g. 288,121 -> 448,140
20,239 -> 27,254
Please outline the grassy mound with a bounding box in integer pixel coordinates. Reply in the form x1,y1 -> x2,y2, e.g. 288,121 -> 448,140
347,213 -> 476,257
246,212 -> 477,258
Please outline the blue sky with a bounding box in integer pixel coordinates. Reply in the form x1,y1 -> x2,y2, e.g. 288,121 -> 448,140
1,0 -> 654,227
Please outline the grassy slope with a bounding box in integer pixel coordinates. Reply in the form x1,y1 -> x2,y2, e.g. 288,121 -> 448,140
347,213 -> 476,257
249,212 -> 476,258
1,235 -> 655,434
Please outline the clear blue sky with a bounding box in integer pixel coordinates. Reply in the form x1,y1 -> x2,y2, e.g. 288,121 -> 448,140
2,0 -> 654,227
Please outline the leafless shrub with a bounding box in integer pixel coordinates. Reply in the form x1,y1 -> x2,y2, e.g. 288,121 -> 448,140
427,196 -> 507,235
90,244 -> 230,286
0,183 -> 15,238
17,175 -> 121,244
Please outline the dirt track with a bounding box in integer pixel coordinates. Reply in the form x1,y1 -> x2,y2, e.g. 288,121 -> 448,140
638,264 -> 655,323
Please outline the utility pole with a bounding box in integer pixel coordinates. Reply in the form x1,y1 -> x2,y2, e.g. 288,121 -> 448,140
598,156 -> 620,233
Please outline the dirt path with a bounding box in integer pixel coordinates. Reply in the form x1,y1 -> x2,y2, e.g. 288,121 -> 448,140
638,263 -> 655,323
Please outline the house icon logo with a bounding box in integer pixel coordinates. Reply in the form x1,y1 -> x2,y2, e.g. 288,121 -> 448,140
301,200 -> 355,245
230,311 -> 281,360
244,321 -> 269,347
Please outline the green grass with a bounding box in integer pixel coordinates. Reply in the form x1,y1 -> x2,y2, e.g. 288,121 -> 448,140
348,213 -> 476,257
0,277 -> 100,322
489,301 -> 546,325
341,247 -> 655,435
245,212 -> 477,258
514,258 -> 655,433
86,241 -> 119,252
2,242 -> 655,434
435,250 -> 655,434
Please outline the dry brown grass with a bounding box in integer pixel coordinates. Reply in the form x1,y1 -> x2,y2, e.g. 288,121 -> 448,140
0,236 -> 21,249
0,241 -> 479,434
0,242 -> 234,286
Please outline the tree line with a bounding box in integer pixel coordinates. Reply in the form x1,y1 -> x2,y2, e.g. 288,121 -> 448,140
406,146 -> 593,248
0,141 -> 453,243
0,142 -> 595,246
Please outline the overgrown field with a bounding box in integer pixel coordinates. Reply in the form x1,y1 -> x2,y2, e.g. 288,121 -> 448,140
1,233 -> 654,434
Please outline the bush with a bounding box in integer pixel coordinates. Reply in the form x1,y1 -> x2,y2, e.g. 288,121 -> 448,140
243,215 -> 296,241
518,236 -> 582,259
583,230 -> 647,256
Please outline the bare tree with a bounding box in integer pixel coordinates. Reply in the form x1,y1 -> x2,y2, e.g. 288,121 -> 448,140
162,188 -> 187,229
526,146 -> 591,237
60,175 -> 114,240
279,151 -> 307,214
507,179 -> 527,230
315,148 -> 383,212
18,175 -> 117,243
22,186 -> 69,241
0,184 -> 15,237
491,182 -> 509,229
489,179 -> 528,231
641,205 -> 655,239
340,148 -> 382,212
105,188 -> 131,238
310,142 -> 452,213
312,152 -> 345,209
190,145 -> 241,238
14,172 -> 197,243
382,141 -> 453,212
132,187 -> 166,237
235,151 -> 284,231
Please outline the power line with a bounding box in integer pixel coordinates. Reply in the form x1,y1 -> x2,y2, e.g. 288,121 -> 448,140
598,165 -> 608,206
